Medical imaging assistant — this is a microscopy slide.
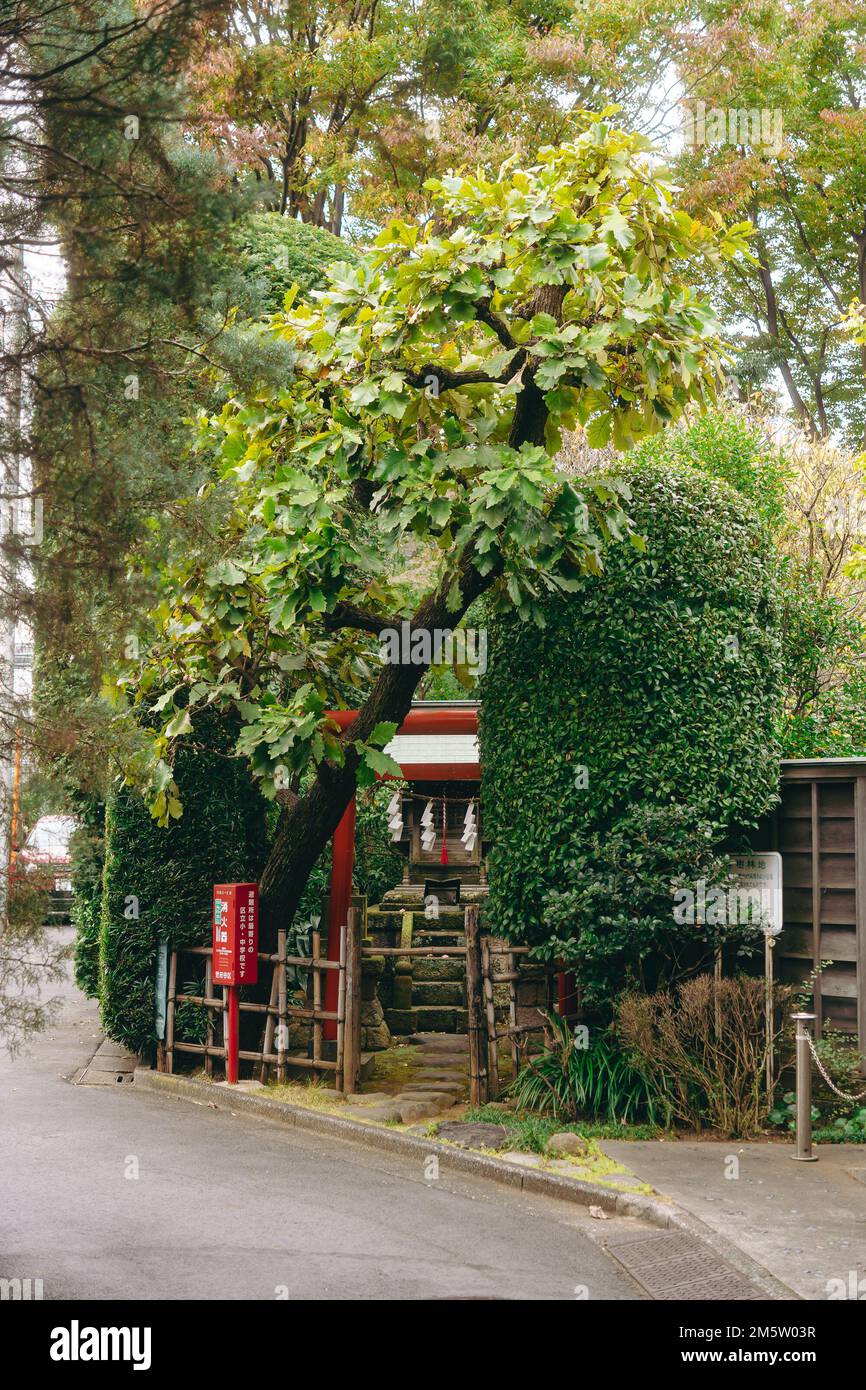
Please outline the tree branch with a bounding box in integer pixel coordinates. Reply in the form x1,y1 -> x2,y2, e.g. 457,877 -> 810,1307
322,601 -> 399,634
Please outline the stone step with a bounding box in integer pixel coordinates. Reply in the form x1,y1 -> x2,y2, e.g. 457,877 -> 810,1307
385,1004 -> 469,1035
412,980 -> 465,1007
380,881 -> 487,907
370,906 -> 467,928
413,956 -> 465,983
410,1032 -> 470,1051
412,929 -> 465,947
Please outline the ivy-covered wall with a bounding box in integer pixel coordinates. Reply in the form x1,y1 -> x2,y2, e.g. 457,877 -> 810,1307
478,460 -> 782,956
70,799 -> 105,1000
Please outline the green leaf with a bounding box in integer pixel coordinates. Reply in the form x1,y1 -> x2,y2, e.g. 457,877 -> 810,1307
368,721 -> 398,746
165,709 -> 192,737
360,746 -> 403,778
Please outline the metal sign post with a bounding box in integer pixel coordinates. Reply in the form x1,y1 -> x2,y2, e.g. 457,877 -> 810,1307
731,853 -> 783,1099
765,933 -> 775,1098
212,883 -> 258,1085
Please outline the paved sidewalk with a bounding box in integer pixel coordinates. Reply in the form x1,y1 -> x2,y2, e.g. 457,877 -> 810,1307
601,1137 -> 866,1301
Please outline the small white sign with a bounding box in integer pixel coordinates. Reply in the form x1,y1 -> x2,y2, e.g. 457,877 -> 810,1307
731,852 -> 783,936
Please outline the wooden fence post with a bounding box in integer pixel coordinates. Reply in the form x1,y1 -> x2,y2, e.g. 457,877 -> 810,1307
164,949 -> 177,1075
277,928 -> 287,1083
260,951 -> 280,1085
465,905 -> 488,1106
312,929 -> 323,1074
481,935 -> 499,1100
343,907 -> 361,1094
204,956 -> 215,1078
336,921 -> 347,1093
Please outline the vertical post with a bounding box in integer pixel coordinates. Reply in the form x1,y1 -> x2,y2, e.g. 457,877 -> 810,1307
507,948 -> 520,1078
791,1012 -> 818,1162
277,928 -> 287,1083
154,937 -> 169,1072
465,905 -> 487,1106
764,934 -> 775,1099
324,798 -> 356,1041
343,906 -> 361,1094
312,929 -> 322,1072
713,945 -> 723,1042
557,966 -> 576,1020
226,985 -> 240,1085
260,954 -> 279,1084
165,949 -> 177,1075
336,921 -> 347,1093
0,246 -> 25,934
204,955 -> 215,1078
810,782 -> 823,1038
481,935 -> 499,1100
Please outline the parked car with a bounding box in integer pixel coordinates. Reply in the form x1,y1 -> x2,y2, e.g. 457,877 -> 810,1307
18,814 -> 77,893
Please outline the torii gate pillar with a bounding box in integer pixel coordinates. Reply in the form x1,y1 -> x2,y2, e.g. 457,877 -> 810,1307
324,798 -> 356,1041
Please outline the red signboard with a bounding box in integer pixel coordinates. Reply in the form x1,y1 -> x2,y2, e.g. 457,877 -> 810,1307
212,883 -> 258,986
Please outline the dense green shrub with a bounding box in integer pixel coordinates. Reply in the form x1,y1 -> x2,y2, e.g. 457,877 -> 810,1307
478,461 -> 782,991
541,805 -> 764,1010
100,719 -> 269,1056
630,408 -> 788,529
233,213 -> 362,308
69,801 -> 105,1000
777,558 -> 866,756
507,1011 -> 666,1124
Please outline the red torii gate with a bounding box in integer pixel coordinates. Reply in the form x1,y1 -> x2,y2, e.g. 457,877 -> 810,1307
321,706 -> 480,1038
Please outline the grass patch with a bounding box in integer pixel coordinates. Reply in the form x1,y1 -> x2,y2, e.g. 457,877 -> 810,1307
464,1105 -> 662,1151
259,1078 -> 346,1113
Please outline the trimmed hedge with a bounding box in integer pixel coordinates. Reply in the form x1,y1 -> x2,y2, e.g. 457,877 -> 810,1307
100,720 -> 269,1056
234,213 -> 362,308
70,801 -> 105,1000
629,408 -> 788,530
478,460 -> 782,955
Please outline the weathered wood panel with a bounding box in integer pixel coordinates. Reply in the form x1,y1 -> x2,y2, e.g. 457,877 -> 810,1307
767,763 -> 866,1045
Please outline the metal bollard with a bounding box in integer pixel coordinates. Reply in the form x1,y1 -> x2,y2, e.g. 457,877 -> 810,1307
790,1012 -> 818,1162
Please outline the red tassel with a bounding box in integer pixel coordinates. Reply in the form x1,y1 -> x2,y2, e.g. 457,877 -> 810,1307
440,798 -> 449,864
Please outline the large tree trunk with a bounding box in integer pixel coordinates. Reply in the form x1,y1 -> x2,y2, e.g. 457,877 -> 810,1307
257,557 -> 494,948
257,283 -> 557,945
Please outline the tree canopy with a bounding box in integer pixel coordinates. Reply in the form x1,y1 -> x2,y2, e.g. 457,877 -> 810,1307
113,114 -> 753,939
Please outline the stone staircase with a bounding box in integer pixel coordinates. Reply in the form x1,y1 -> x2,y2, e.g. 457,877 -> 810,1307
366,883 -> 485,1036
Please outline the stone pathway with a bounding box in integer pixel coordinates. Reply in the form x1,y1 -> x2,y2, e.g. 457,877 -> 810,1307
344,1032 -> 469,1124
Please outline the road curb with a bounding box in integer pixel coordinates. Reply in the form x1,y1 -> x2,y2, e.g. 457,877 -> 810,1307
132,1066 -> 798,1298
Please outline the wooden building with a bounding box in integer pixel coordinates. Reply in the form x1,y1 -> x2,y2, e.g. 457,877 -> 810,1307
757,758 -> 866,1042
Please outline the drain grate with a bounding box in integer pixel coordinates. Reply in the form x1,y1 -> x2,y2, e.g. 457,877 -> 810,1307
603,1230 -> 766,1301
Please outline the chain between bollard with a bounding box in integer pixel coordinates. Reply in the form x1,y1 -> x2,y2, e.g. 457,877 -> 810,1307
805,1034 -> 866,1102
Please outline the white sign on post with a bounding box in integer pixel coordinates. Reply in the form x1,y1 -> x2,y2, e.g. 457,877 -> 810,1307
730,851 -> 784,1099
730,852 -> 784,936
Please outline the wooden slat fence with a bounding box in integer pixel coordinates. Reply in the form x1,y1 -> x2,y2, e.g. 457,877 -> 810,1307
161,921 -> 349,1090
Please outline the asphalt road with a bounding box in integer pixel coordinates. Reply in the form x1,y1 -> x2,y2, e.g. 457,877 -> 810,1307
0,932 -> 643,1301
